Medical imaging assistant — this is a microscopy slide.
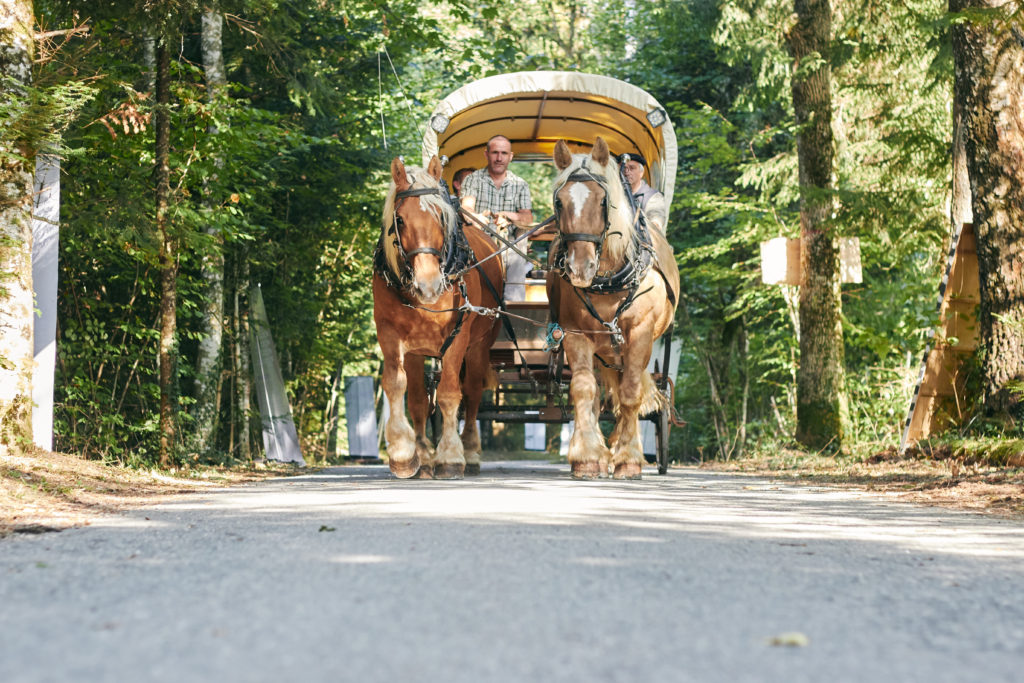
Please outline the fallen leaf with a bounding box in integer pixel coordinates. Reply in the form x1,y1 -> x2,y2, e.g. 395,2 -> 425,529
768,632 -> 809,647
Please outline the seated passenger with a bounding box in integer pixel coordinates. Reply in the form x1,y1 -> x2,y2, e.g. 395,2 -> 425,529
619,153 -> 667,234
452,167 -> 475,197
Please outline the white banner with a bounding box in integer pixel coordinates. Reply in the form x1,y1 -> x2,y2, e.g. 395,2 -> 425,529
32,154 -> 60,451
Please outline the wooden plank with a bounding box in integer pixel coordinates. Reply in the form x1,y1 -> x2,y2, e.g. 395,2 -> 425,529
901,224 -> 979,448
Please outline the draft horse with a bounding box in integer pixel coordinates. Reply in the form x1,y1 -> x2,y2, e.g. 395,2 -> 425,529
548,137 -> 680,479
373,156 -> 504,479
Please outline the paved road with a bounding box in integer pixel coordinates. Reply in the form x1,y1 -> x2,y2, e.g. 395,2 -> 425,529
2,461 -> 1023,683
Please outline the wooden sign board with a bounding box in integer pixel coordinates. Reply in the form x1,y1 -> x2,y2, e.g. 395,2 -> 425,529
900,224 -> 979,449
759,236 -> 862,285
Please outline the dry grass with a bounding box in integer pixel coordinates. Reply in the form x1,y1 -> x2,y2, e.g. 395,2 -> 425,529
701,447 -> 1024,519
4,445 -> 1023,537
0,449 -> 297,537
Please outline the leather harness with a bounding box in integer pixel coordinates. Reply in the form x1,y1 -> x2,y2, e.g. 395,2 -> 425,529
551,161 -> 666,354
373,181 -> 507,359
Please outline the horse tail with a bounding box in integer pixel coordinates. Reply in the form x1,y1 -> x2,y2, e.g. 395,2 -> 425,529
639,371 -> 668,416
599,369 -> 667,417
485,366 -> 499,393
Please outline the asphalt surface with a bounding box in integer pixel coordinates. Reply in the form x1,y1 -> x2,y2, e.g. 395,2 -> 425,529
2,461 -> 1023,683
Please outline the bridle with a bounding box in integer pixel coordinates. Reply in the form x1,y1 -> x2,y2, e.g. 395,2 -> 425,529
385,184 -> 456,289
549,159 -> 653,354
552,163 -> 614,267
375,179 -> 480,360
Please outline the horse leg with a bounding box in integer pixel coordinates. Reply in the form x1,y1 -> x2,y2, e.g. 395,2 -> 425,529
600,367 -> 622,476
460,340 -> 490,477
380,341 -> 419,479
405,353 -> 435,479
566,337 -> 611,479
433,343 -> 468,480
611,345 -> 650,480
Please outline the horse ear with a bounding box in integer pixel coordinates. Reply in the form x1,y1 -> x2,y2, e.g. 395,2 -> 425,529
391,157 -> 409,189
553,140 -> 572,171
427,155 -> 443,180
592,137 -> 609,166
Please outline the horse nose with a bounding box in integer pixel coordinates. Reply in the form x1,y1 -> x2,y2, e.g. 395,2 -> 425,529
413,272 -> 445,304
567,252 -> 597,285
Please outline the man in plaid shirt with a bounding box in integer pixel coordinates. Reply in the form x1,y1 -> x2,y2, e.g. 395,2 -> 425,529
461,135 -> 534,299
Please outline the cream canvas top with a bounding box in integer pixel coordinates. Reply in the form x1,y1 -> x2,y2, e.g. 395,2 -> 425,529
421,71 -> 677,208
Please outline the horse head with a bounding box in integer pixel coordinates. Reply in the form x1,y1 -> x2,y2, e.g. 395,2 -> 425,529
386,155 -> 452,304
552,137 -> 634,288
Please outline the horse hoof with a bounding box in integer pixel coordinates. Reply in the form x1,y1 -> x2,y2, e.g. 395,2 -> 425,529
433,463 -> 465,479
414,466 -> 435,479
613,462 -> 643,480
389,455 -> 420,479
465,463 -> 481,476
571,461 -> 603,479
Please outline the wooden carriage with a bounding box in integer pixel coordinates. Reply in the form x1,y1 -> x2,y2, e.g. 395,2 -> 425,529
421,71 -> 679,473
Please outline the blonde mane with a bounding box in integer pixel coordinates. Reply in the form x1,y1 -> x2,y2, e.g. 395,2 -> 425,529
552,152 -> 636,265
381,167 -> 457,276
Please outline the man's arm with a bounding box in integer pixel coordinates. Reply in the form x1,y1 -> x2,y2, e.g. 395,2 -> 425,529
460,194 -> 494,227
504,180 -> 533,227
644,192 -> 667,233
495,208 -> 533,227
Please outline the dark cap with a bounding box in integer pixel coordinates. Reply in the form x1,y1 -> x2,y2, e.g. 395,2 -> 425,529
618,152 -> 648,168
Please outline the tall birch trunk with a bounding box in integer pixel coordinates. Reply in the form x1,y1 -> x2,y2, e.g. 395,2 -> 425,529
155,38 -> 177,466
0,0 -> 35,455
951,0 -> 1024,417
786,0 -> 847,451
192,5 -> 227,457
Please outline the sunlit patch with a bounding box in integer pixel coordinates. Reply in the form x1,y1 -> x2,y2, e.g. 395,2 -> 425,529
616,535 -> 665,544
330,554 -> 393,564
568,182 -> 591,219
570,556 -> 633,567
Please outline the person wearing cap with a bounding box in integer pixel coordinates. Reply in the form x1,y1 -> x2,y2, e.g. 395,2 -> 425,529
461,135 -> 534,299
620,152 -> 667,234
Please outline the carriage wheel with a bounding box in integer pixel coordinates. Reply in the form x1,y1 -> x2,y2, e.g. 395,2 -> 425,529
656,409 -> 671,475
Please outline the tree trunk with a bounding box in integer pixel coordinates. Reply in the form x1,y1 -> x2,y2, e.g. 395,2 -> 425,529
786,0 -> 847,451
0,0 -> 35,455
155,39 -> 177,466
951,95 -> 974,235
235,254 -> 251,460
951,0 -> 1024,417
192,5 -> 227,457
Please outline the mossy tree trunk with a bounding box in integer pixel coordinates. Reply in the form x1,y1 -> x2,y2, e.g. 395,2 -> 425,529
192,4 -> 227,458
786,0 -> 847,451
951,0 -> 1024,418
155,38 -> 177,466
0,0 -> 35,455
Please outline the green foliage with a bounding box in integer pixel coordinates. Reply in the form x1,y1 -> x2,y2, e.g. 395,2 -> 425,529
44,0 -> 439,463
586,0 -> 952,459
36,0 -> 962,465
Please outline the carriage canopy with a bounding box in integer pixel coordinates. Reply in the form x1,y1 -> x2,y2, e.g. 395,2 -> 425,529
421,71 -> 677,208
